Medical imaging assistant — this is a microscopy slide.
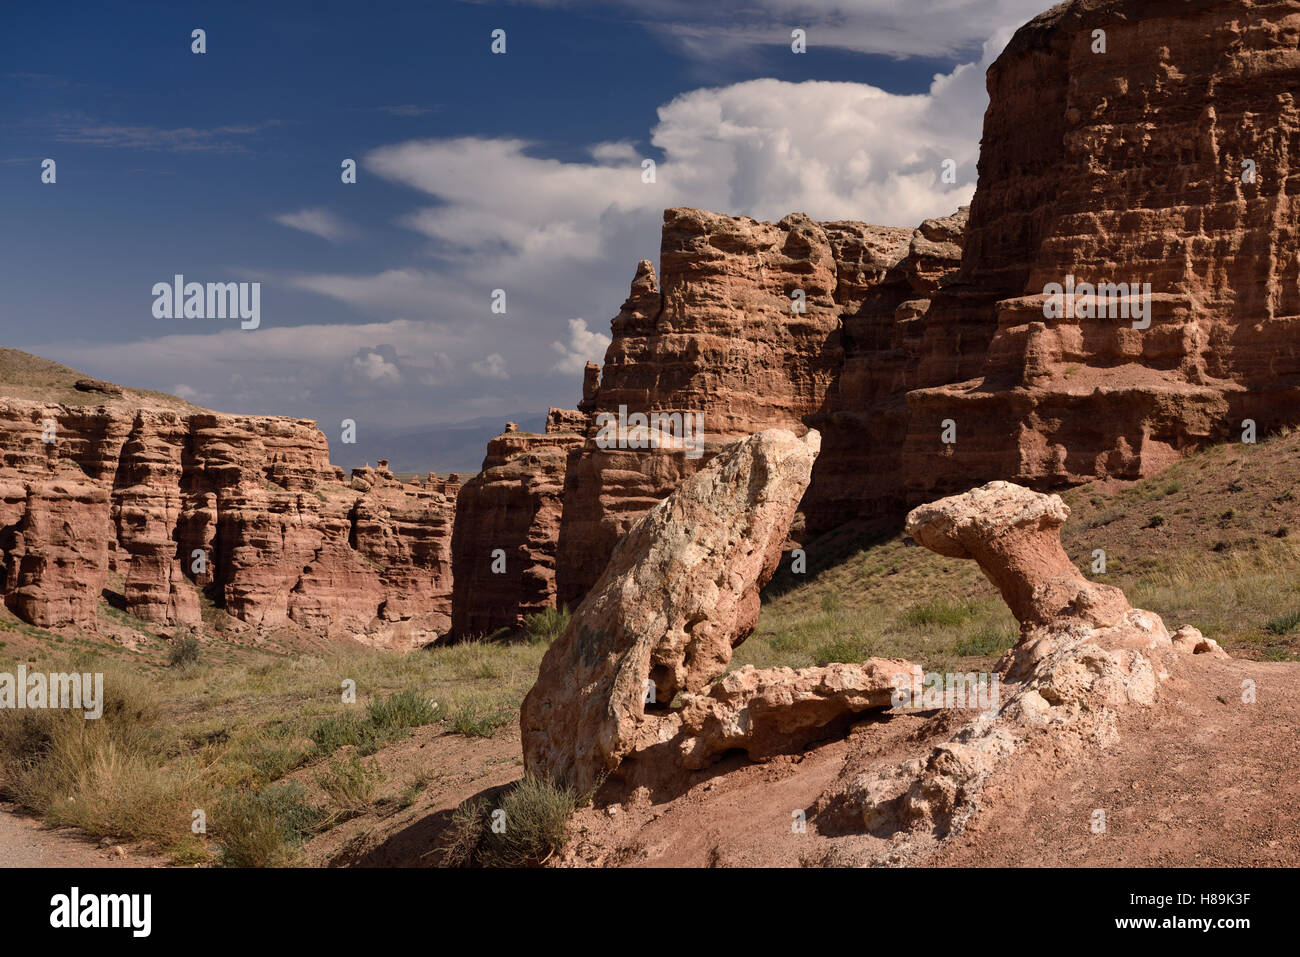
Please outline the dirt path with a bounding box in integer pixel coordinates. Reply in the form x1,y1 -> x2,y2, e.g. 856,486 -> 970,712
0,804 -> 167,868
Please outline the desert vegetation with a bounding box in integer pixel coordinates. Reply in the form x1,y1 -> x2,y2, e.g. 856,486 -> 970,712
2,430 -> 1299,864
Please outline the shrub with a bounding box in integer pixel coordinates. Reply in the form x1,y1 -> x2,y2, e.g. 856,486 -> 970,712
169,635 -> 202,669
478,777 -> 576,867
366,688 -> 438,731
308,713 -> 370,754
1265,610 -> 1300,635
523,606 -> 570,644
215,783 -> 323,867
316,754 -> 384,818
902,598 -> 975,628
0,667 -> 183,844
440,798 -> 491,867
952,626 -> 1018,657
441,776 -> 575,868
444,698 -> 513,738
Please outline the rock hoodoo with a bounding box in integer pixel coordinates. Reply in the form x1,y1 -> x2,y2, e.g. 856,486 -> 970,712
520,429 -> 827,793
836,481 -> 1220,854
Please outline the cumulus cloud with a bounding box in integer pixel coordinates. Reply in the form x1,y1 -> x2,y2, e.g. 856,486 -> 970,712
472,353 -> 509,379
273,207 -> 352,242
201,14 -> 1029,448
348,348 -> 403,383
552,318 -> 612,373
589,140 -> 640,164
362,31 -> 1010,264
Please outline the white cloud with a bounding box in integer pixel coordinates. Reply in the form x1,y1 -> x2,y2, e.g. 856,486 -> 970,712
552,318 -> 612,373
590,140 -> 640,164
513,0 -> 1046,59
272,26 -> 1017,411
273,207 -> 352,242
349,350 -> 402,383
472,353 -> 508,379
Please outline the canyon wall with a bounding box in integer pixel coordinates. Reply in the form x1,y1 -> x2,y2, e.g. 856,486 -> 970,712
552,208 -> 965,608
12,0 -> 1300,642
449,418 -> 585,637
0,383 -> 457,645
542,0 -> 1300,614
897,0 -> 1300,504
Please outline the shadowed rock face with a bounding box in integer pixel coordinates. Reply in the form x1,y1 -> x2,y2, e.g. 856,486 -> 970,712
553,208 -> 961,610
520,429 -> 821,795
449,421 -> 585,639
0,399 -> 457,643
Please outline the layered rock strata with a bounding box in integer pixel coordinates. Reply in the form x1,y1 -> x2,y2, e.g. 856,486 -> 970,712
0,391 -> 457,643
449,415 -> 586,638
553,209 -> 962,609
525,0 -> 1300,614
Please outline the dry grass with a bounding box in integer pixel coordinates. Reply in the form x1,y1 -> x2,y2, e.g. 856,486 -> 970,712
5,427 -> 1300,862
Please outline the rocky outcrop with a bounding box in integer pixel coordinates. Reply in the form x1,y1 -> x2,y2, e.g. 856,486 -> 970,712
662,660 -> 913,771
900,0 -> 1300,503
0,477 -> 112,628
0,391 -> 457,644
553,209 -> 956,608
449,418 -> 585,638
834,482 -> 1218,855
521,429 -> 822,793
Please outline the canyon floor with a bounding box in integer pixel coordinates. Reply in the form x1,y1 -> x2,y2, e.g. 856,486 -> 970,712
4,428 -> 1300,866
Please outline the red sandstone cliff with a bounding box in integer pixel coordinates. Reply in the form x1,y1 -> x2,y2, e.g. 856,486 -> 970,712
0,349 -> 456,646
449,418 -> 585,638
552,207 -> 965,608
542,0 -> 1300,614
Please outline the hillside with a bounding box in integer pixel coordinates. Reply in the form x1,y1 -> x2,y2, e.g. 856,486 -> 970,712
0,346 -> 206,413
752,427 -> 1300,678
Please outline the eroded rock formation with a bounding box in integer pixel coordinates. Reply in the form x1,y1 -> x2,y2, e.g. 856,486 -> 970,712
0,382 -> 457,644
521,428 -> 831,793
492,0 -> 1300,622
896,0 -> 1300,505
661,660 -> 913,772
552,208 -> 965,609
833,481 -> 1217,855
449,416 -> 586,638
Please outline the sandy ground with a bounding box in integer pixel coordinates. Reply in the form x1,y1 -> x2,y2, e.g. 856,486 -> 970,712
0,803 -> 167,868
556,655 -> 1300,867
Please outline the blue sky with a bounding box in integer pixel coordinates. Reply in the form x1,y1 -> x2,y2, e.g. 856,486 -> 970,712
0,0 -> 1048,471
